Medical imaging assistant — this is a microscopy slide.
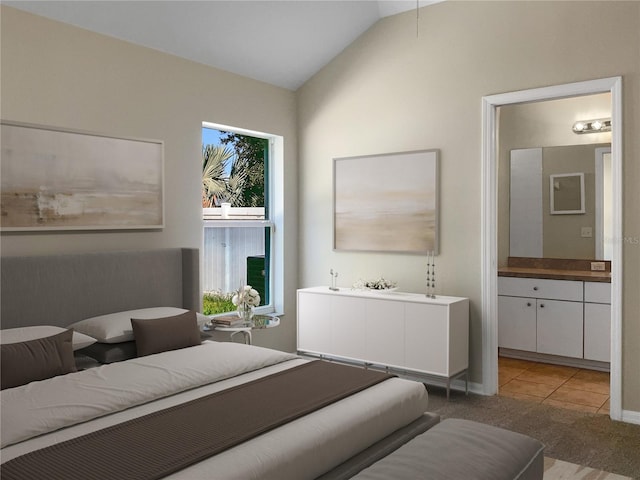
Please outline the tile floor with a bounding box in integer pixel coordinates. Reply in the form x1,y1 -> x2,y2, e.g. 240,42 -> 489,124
498,356 -> 610,415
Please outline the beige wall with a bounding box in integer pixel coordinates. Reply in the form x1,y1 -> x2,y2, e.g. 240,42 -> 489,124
297,1 -> 640,413
0,6 -> 299,353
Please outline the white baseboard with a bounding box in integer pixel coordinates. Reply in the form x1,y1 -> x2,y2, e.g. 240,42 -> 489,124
458,380 -> 484,395
396,372 -> 483,396
441,378 -> 483,395
621,409 -> 640,425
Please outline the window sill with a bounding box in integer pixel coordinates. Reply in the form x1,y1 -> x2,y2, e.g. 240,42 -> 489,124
203,219 -> 273,228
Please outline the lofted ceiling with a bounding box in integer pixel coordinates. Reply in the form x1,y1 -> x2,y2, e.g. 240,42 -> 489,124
5,1 -> 441,91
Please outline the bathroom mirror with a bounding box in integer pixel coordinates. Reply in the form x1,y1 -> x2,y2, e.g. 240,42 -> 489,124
498,92 -> 612,261
550,172 -> 585,214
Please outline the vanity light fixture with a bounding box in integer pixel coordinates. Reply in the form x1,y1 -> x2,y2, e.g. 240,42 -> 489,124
572,118 -> 611,134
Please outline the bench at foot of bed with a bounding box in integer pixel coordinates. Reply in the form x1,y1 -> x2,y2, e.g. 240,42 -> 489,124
351,418 -> 545,480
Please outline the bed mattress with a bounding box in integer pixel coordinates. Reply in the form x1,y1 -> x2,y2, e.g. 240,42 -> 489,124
1,341 -> 429,479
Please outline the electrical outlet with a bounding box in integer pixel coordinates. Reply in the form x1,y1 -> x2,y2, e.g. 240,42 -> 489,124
581,227 -> 593,238
591,262 -> 606,271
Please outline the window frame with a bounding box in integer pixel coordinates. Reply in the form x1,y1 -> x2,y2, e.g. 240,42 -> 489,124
201,122 -> 283,315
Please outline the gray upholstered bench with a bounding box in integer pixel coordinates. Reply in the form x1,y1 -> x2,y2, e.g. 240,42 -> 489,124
351,418 -> 545,480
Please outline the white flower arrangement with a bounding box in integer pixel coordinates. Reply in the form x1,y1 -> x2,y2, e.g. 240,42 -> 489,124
352,277 -> 397,291
232,284 -> 261,322
232,285 -> 261,309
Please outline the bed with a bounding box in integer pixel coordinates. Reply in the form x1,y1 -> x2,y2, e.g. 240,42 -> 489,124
0,248 -> 434,479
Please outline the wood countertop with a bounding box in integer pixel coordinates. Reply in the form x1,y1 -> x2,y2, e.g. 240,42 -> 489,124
498,266 -> 611,283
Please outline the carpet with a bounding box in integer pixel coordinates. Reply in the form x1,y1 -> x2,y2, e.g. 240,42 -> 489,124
424,387 -> 640,478
545,457 -> 633,480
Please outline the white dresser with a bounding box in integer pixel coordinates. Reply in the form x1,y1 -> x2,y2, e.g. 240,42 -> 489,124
498,276 -> 611,366
297,287 -> 469,397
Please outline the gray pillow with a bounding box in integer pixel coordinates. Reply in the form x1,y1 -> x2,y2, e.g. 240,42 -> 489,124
131,310 -> 201,357
0,326 -> 96,351
1,329 -> 76,390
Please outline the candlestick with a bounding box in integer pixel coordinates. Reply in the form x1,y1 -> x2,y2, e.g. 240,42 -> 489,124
431,251 -> 436,298
426,250 -> 436,298
426,251 -> 431,298
329,269 -> 339,291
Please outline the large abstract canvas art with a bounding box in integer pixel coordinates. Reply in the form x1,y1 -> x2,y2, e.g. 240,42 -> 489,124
333,149 -> 439,254
1,122 -> 164,231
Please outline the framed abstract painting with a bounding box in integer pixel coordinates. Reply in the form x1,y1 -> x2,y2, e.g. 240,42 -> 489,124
333,149 -> 439,254
1,122 -> 164,231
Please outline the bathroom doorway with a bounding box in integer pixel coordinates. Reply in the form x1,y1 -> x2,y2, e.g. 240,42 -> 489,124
481,77 -> 623,420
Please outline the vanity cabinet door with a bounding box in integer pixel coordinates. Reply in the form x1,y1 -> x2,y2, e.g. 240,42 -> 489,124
584,303 -> 611,362
498,295 -> 536,352
536,299 -> 583,358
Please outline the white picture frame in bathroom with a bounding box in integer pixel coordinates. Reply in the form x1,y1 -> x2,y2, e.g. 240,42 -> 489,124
549,172 -> 585,215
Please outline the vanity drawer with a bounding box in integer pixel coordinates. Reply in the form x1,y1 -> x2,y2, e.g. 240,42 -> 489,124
584,282 -> 611,304
498,277 -> 583,302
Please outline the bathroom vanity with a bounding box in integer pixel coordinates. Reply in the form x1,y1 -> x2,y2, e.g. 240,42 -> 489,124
498,258 -> 611,370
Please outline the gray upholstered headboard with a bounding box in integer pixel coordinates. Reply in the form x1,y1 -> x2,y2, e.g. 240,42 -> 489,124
0,248 -> 200,329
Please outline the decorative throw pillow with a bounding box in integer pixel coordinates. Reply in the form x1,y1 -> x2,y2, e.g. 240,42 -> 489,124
131,310 -> 201,357
0,326 -> 96,351
1,329 -> 76,390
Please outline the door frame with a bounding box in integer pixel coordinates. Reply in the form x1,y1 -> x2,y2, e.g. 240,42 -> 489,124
481,76 -> 623,420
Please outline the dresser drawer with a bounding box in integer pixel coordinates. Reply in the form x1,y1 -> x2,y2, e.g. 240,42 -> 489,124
584,282 -> 611,304
498,277 -> 583,302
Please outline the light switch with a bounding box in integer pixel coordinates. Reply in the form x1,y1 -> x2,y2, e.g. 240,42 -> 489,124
581,227 -> 593,238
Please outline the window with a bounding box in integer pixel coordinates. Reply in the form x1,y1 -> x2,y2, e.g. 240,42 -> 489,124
201,123 -> 282,316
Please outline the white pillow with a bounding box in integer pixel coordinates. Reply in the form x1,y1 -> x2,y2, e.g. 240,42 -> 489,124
0,326 -> 96,351
68,307 -> 209,344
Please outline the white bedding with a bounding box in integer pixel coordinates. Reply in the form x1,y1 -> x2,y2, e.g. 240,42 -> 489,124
1,341 -> 429,479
